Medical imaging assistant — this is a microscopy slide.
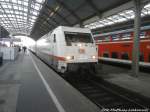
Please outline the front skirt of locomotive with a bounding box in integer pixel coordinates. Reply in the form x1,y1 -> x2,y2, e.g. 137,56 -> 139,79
58,59 -> 98,73
67,62 -> 97,72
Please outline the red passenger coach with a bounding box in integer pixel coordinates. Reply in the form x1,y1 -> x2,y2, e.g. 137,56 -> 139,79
94,26 -> 150,63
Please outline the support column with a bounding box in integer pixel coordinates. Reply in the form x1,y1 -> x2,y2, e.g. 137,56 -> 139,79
79,22 -> 84,28
132,0 -> 142,77
0,26 -> 1,38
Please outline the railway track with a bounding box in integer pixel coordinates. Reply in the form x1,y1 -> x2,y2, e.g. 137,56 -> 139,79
33,52 -> 149,111
65,75 -> 149,111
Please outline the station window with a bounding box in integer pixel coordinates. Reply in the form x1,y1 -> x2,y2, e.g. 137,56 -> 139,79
121,53 -> 129,60
103,53 -> 109,57
139,53 -> 144,62
111,52 -> 118,58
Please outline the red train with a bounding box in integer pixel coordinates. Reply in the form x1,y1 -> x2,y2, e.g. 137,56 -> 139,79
94,26 -> 150,63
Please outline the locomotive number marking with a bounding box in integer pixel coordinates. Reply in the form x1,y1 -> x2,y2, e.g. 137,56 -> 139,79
79,48 -> 85,54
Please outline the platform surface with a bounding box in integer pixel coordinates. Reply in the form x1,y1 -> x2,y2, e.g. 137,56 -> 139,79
97,63 -> 150,98
0,51 -> 100,112
99,57 -> 150,67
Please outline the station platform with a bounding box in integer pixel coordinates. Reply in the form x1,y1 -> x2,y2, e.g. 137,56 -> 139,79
0,51 -> 100,112
97,63 -> 150,99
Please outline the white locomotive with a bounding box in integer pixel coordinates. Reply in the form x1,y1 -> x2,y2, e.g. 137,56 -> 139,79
32,26 -> 98,74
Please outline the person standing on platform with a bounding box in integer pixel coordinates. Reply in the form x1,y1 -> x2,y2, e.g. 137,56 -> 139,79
22,46 -> 27,53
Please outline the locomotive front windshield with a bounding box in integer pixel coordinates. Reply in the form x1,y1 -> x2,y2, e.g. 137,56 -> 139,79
65,32 -> 93,46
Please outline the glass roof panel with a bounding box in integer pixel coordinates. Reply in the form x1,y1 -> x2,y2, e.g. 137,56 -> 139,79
143,3 -> 150,15
0,0 -> 45,35
85,3 -> 150,30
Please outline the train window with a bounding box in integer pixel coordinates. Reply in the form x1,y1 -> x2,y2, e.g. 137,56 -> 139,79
103,53 -> 109,57
121,53 -> 129,60
140,32 -> 146,38
122,33 -> 131,40
64,32 -> 93,46
104,36 -> 111,41
139,53 -> 144,62
112,35 -> 120,41
53,34 -> 56,43
111,52 -> 118,58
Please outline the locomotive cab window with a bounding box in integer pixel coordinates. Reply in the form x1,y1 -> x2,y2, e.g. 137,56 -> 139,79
64,32 -> 93,46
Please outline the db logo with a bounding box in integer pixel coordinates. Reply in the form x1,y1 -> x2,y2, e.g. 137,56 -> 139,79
147,45 -> 150,49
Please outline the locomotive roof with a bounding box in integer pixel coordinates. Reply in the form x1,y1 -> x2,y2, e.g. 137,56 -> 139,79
56,26 -> 91,33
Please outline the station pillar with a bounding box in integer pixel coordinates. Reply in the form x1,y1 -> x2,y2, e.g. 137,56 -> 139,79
79,22 -> 84,28
132,0 -> 142,77
0,26 -> 1,38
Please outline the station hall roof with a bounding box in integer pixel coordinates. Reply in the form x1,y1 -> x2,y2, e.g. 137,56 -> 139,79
85,3 -> 150,30
0,0 -> 150,40
0,0 -> 45,36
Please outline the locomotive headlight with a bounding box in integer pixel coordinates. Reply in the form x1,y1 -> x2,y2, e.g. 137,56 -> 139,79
92,55 -> 96,59
66,56 -> 74,60
77,43 -> 82,47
